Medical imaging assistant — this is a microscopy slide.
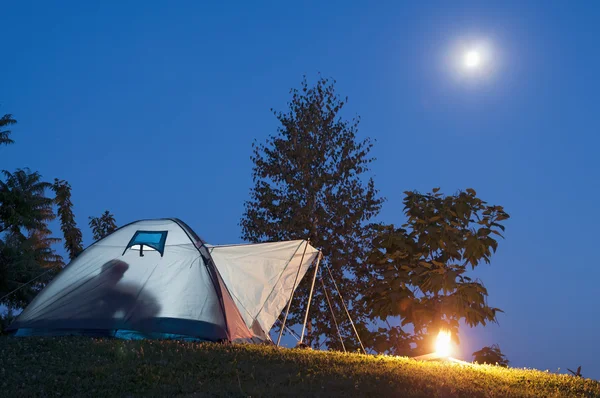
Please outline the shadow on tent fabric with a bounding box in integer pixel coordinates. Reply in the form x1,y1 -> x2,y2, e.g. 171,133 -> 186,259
93,260 -> 160,323
13,259 -> 162,338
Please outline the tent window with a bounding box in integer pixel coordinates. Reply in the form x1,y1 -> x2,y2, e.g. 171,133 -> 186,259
124,231 -> 168,257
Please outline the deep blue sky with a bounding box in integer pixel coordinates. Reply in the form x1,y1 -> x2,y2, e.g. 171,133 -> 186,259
3,1 -> 599,379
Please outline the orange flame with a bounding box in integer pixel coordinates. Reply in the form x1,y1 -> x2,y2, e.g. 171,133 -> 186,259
435,330 -> 452,357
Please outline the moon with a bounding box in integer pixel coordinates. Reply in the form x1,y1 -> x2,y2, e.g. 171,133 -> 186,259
445,38 -> 498,83
464,50 -> 481,69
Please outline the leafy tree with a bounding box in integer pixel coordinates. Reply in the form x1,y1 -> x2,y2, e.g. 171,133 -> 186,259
89,211 -> 117,241
0,229 -> 63,308
472,344 -> 509,367
364,188 -> 509,355
0,117 -> 64,312
0,169 -> 55,236
240,76 -> 384,349
0,169 -> 62,309
53,179 -> 83,260
0,113 -> 17,146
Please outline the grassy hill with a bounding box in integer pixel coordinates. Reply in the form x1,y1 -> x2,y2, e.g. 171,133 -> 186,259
1,337 -> 598,397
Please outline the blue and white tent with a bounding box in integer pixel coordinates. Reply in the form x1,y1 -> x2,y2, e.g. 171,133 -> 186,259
8,218 -> 319,343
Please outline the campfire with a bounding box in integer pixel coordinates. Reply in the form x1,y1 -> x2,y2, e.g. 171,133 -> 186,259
412,329 -> 469,364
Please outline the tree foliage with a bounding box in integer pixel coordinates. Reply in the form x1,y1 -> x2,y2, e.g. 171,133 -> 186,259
364,188 -> 509,355
240,76 -> 384,349
0,169 -> 55,236
0,113 -> 17,146
0,111 -> 93,314
89,211 -> 117,241
0,169 -> 63,309
53,179 -> 83,260
472,344 -> 509,367
0,109 -> 116,313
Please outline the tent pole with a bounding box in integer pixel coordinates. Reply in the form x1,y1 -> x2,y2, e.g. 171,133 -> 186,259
324,262 -> 367,354
299,250 -> 322,345
276,239 -> 310,347
320,269 -> 346,352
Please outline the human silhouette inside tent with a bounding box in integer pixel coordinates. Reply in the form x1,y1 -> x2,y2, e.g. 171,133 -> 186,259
57,259 -> 160,333
91,259 -> 161,328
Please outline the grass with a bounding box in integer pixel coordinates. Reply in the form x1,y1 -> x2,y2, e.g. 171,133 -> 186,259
1,337 -> 599,397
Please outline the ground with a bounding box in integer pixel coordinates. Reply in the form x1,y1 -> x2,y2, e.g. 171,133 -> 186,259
1,337 -> 598,397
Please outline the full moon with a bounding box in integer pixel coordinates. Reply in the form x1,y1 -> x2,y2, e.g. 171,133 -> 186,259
464,50 -> 481,69
446,38 -> 497,82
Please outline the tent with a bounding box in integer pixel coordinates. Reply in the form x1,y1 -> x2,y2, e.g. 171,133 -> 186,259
8,218 -> 320,343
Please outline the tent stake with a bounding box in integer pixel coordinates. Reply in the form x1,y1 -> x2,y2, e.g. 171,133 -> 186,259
299,251 -> 322,345
276,239 -> 310,347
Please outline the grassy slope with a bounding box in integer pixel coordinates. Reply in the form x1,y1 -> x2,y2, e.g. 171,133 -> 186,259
1,337 -> 599,397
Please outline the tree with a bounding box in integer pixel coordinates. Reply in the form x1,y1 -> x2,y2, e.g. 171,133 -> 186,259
0,117 -> 64,312
364,188 -> 509,355
0,169 -> 55,236
0,225 -> 62,310
0,113 -> 17,146
240,76 -> 384,349
472,344 -> 509,367
0,169 -> 62,309
89,211 -> 117,241
53,179 -> 83,260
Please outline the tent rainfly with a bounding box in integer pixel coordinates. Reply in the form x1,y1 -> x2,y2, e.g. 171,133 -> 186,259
8,218 -> 320,343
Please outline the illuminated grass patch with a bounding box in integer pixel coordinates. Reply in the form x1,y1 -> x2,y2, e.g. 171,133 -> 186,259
0,337 -> 598,397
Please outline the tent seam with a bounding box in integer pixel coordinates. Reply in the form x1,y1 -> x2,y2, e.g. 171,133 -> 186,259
168,218 -> 245,341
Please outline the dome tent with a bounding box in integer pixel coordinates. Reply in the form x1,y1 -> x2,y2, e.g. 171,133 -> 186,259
8,219 -> 320,343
